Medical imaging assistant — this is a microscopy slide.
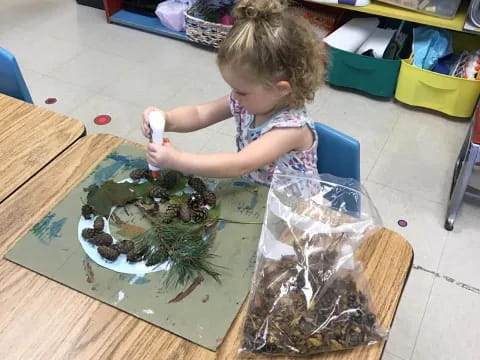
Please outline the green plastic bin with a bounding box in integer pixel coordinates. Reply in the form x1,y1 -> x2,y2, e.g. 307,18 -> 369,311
325,19 -> 412,98
326,45 -> 402,97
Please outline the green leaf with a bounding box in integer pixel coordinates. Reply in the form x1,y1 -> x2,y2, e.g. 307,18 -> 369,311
131,181 -> 153,198
169,176 -> 188,194
87,180 -> 138,217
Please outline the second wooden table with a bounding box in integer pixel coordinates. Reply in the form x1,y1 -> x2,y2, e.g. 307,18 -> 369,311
0,94 -> 85,203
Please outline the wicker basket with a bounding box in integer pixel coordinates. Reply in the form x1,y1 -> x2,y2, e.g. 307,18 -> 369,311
184,11 -> 232,48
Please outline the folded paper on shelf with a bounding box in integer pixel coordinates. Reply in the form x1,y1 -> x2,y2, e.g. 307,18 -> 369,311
324,17 -> 380,52
357,27 -> 396,58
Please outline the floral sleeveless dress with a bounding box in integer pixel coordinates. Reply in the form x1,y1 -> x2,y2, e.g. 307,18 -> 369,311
230,94 -> 318,186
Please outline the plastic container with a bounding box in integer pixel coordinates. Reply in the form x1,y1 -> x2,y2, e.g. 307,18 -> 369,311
395,32 -> 480,118
326,20 -> 412,98
377,0 -> 462,19
395,59 -> 480,117
326,45 -> 402,97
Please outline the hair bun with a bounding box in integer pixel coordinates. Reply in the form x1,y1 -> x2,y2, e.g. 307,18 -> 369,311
234,0 -> 288,22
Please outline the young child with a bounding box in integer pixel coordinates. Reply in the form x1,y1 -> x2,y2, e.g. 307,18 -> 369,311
142,0 -> 324,186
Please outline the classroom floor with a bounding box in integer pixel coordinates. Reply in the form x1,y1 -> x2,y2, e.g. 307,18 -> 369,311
1,1 -> 480,359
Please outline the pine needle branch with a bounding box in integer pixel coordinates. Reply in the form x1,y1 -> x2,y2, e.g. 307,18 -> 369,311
134,222 -> 222,288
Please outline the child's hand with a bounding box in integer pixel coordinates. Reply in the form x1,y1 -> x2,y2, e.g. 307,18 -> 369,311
142,106 -> 165,139
146,141 -> 179,169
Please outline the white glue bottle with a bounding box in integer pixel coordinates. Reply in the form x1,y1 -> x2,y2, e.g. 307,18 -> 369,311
148,111 -> 166,179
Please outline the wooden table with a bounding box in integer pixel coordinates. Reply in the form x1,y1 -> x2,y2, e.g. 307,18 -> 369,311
0,94 -> 85,203
0,134 -> 413,360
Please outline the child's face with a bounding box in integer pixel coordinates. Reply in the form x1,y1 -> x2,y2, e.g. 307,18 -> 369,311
220,65 -> 289,116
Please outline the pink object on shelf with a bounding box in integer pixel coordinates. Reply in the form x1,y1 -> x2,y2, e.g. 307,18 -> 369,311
220,15 -> 234,26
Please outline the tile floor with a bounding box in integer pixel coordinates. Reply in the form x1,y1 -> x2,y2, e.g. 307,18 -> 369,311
1,1 -> 480,359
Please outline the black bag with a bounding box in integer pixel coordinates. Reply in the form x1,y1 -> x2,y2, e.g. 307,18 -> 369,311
123,0 -> 166,17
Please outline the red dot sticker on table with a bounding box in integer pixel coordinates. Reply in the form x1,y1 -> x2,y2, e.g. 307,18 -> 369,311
94,115 -> 111,125
397,219 -> 408,228
45,98 -> 57,104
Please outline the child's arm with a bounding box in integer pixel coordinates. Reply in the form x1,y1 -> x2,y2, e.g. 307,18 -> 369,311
147,126 -> 312,178
142,96 -> 231,137
166,95 -> 231,132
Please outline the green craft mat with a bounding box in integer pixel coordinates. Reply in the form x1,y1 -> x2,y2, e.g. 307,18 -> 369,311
5,143 -> 267,350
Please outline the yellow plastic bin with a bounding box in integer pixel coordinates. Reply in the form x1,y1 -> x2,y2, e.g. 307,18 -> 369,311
395,33 -> 480,118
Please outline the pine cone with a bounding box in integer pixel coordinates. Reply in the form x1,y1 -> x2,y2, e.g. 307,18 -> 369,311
81,228 -> 96,240
162,170 -> 182,189
179,204 -> 191,222
188,176 -> 207,193
201,190 -> 216,207
81,204 -> 95,220
162,204 -> 180,223
93,217 -> 105,232
113,240 -> 135,254
92,232 -> 113,246
127,249 -> 145,263
97,246 -> 120,261
130,168 -> 149,180
187,193 -> 203,209
191,207 -> 209,223
150,186 -> 169,202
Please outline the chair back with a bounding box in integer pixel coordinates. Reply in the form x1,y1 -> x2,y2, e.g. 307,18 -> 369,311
0,47 -> 33,103
314,122 -> 360,181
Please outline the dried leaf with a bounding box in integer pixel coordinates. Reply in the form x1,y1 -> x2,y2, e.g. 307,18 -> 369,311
169,194 -> 190,205
308,338 -> 322,347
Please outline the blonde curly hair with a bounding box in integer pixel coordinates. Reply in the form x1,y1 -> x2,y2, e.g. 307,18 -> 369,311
217,0 -> 324,109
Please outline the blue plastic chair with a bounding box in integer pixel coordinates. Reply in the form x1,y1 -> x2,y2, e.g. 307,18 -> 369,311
0,47 -> 33,103
315,122 -> 360,181
315,122 -> 361,215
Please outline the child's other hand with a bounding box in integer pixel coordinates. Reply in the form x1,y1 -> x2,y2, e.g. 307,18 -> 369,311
142,106 -> 165,139
147,141 -> 179,169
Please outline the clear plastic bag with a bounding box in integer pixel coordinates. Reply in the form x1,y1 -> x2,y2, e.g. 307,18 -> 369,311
239,170 -> 388,356
155,0 -> 193,32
